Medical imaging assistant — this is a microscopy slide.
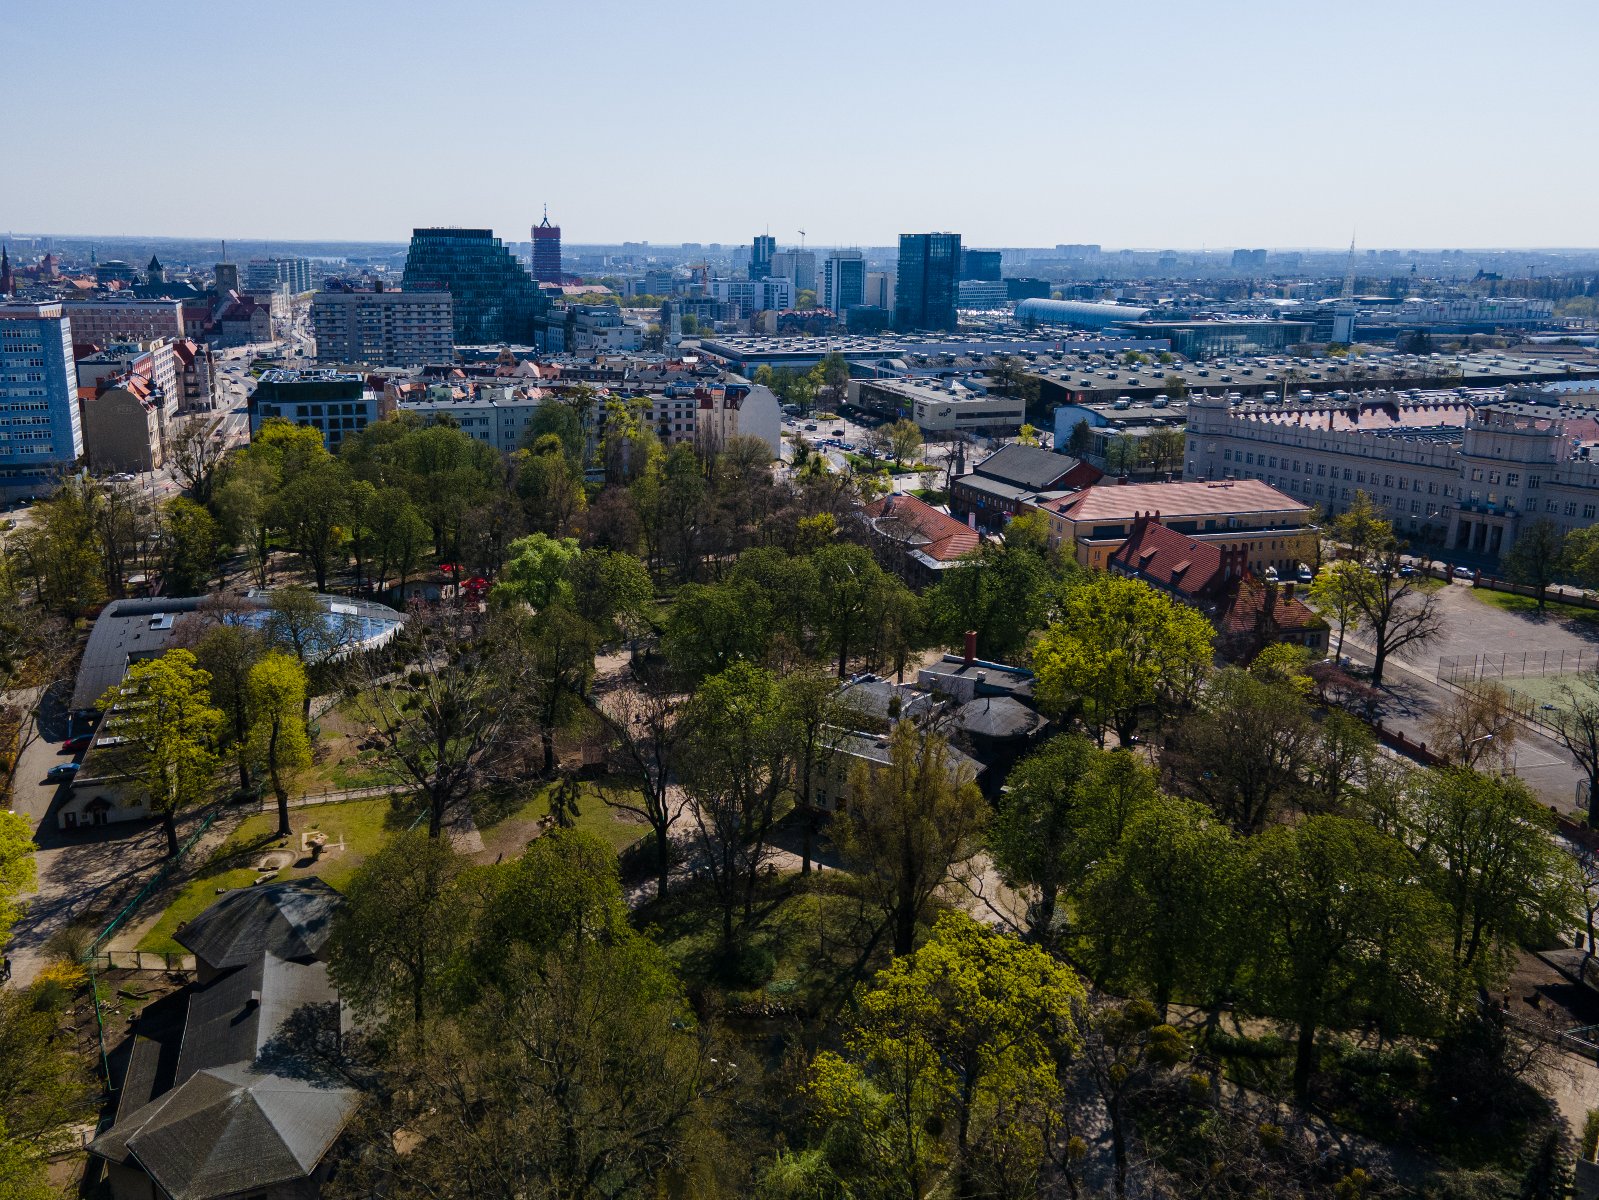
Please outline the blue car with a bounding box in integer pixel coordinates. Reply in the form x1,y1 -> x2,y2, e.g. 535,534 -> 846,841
47,762 -> 79,783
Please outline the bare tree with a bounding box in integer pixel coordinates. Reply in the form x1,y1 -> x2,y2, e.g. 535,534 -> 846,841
588,661 -> 690,901
1552,675 -> 1599,827
1425,679 -> 1520,770
168,415 -> 228,508
1352,548 -> 1444,686
353,604 -> 535,838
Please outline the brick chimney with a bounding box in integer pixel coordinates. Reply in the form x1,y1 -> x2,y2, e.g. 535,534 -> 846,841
964,630 -> 977,666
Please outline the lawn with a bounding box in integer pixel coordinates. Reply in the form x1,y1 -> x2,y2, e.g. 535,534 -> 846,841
479,780 -> 650,855
136,797 -> 414,958
1466,586 -> 1599,629
1504,671 -> 1598,722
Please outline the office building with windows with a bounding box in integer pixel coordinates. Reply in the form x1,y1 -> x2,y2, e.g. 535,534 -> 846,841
311,288 -> 454,366
822,250 -> 865,315
532,211 -> 562,284
770,249 -> 816,295
249,369 -> 387,451
895,232 -> 961,332
1183,390 -> 1599,560
63,298 -> 185,344
749,234 -> 776,281
961,249 -> 1002,281
400,227 -> 546,345
0,301 -> 83,491
244,256 -> 315,294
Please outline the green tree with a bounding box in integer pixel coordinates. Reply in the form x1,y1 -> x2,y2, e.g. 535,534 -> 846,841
835,720 -> 987,957
568,548 -> 653,645
806,912 -> 1085,1198
327,829 -> 472,1038
663,578 -> 775,682
886,419 -> 923,468
246,651 -> 313,838
1032,574 -> 1214,746
525,400 -> 588,467
1078,795 -> 1241,1018
513,433 -> 587,537
526,605 -> 598,776
0,811 -> 36,952
988,735 -> 1157,941
10,480 -> 102,617
1501,515 -> 1565,611
1175,666 -> 1316,834
194,615 -> 266,793
1330,490 -> 1392,561
782,668 -> 861,876
491,533 -> 580,611
1567,525 -> 1599,590
1248,815 -> 1445,1100
270,454 -> 350,592
1412,769 -> 1578,1004
100,650 -> 222,856
926,540 -> 1053,663
1306,559 -> 1372,659
1550,674 -> 1599,827
1066,418 -> 1094,459
160,496 -> 220,593
679,662 -> 795,951
1350,544 -> 1444,687
812,542 -> 894,679
0,986 -> 95,1194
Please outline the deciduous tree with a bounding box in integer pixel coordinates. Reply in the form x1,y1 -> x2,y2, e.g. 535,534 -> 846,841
247,651 -> 313,837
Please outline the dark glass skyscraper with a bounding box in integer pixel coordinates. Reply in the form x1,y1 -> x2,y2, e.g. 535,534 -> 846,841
749,234 -> 776,281
961,249 -> 1002,281
401,227 -> 546,344
895,232 -> 961,331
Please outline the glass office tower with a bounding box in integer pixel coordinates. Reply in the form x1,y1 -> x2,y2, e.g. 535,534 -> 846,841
401,228 -> 546,344
895,232 -> 962,332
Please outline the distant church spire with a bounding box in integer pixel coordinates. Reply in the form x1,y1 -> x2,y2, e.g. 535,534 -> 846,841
0,245 -> 13,297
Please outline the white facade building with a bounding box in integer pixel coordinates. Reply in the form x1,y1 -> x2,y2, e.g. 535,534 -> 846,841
312,289 -> 454,366
397,385 -> 549,454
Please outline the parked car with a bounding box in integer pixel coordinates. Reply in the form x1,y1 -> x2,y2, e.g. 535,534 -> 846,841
62,734 -> 91,753
1453,566 -> 1475,579
47,762 -> 79,782
1296,563 -> 1314,584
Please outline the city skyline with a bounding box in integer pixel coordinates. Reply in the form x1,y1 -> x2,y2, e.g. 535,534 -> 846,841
8,0 -> 1598,249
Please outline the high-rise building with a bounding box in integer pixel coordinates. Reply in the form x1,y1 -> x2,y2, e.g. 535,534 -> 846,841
0,302 -> 85,490
960,249 -> 1002,281
401,227 -> 547,345
821,250 -> 865,314
532,209 -> 562,284
865,270 -> 896,312
749,234 -> 776,281
770,250 -> 817,295
245,257 -> 314,294
894,233 -> 961,332
312,288 -> 455,366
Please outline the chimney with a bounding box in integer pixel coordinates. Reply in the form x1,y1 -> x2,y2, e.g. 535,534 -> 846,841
964,630 -> 977,666
1284,581 -> 1296,601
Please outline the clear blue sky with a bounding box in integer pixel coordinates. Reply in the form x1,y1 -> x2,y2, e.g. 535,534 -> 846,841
8,0 -> 1595,248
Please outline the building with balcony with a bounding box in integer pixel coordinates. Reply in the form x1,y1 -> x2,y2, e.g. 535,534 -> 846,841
311,287 -> 454,366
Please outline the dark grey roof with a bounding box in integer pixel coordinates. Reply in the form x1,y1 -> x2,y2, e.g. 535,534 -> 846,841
972,442 -> 1083,490
96,1063 -> 357,1200
956,695 -> 1046,740
71,596 -> 210,709
175,880 -> 341,973
175,953 -> 337,1084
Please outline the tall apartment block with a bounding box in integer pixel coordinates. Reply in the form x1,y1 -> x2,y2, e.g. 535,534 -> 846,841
311,288 -> 455,366
0,301 -> 85,491
895,233 -> 962,332
245,257 -> 315,294
532,210 -> 562,284
401,228 -> 546,345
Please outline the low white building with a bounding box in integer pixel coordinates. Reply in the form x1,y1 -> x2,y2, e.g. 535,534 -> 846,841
694,380 -> 781,458
397,384 -> 549,454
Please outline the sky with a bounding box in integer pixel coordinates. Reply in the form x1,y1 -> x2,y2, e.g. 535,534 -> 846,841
7,0 -> 1597,249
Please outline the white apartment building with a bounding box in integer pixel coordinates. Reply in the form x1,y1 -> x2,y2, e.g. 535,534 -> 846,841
397,384 -> 549,454
1184,389 -> 1599,559
312,289 -> 454,366
693,382 -> 782,457
569,305 -> 644,353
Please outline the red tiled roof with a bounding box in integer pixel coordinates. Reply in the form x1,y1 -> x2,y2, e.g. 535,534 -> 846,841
862,494 -> 981,563
1108,517 -> 1227,596
1218,576 -> 1326,637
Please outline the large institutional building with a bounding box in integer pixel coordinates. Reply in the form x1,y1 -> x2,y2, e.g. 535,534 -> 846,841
1183,389 -> 1599,559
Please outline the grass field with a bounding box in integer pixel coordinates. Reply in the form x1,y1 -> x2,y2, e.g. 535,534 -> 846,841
1467,587 -> 1599,629
1504,671 -> 1599,721
136,797 -> 412,958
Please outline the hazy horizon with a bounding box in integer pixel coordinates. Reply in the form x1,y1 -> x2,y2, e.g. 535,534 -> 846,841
8,0 -> 1598,249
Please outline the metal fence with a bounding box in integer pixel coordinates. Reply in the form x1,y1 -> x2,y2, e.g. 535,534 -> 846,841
84,949 -> 196,973
1437,649 -> 1598,684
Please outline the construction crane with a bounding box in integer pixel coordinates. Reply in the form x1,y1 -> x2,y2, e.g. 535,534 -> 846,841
797,229 -> 806,250
1332,234 -> 1358,344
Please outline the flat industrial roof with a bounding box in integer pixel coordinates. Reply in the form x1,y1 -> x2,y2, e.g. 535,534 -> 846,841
1046,478 -> 1307,524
